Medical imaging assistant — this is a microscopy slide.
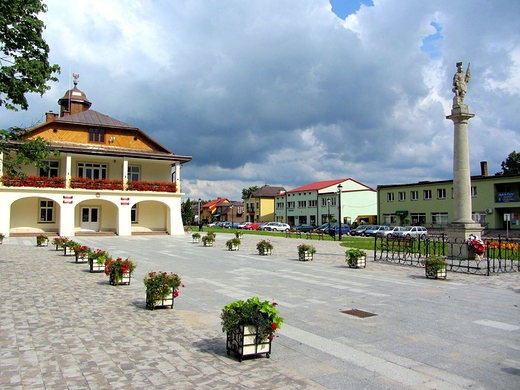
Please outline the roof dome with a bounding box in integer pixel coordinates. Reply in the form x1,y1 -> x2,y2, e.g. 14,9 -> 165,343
58,76 -> 92,116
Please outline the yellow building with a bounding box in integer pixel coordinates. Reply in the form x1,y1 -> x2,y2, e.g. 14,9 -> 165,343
244,185 -> 286,222
0,81 -> 191,237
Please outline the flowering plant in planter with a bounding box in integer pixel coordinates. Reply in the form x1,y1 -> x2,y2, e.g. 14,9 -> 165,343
256,239 -> 273,254
89,249 -> 110,265
143,271 -> 183,309
221,297 -> 283,341
52,236 -> 69,250
202,233 -> 215,246
467,235 -> 486,255
73,244 -> 90,257
36,234 -> 49,246
105,257 -> 137,285
345,248 -> 367,265
0,232 -> 4,243
297,243 -> 316,255
226,237 -> 241,250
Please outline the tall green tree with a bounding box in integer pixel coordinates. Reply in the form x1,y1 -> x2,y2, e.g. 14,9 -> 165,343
500,151 -> 520,175
1,0 -> 60,110
181,198 -> 194,225
241,186 -> 259,198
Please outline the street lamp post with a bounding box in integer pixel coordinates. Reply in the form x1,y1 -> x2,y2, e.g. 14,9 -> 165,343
337,183 -> 343,240
327,198 -> 331,232
198,198 -> 201,229
230,204 -> 234,227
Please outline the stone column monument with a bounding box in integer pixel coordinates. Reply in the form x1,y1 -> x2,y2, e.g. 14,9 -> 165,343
445,62 -> 482,258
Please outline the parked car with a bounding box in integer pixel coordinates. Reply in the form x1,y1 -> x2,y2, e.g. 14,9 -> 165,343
221,222 -> 240,229
376,226 -> 403,237
393,226 -> 428,239
262,222 -> 290,232
244,222 -> 261,230
292,224 -> 314,232
364,225 -> 391,237
237,222 -> 251,229
350,225 -> 375,236
317,223 -> 350,235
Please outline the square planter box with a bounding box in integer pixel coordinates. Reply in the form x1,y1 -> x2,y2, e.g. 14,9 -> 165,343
109,272 -> 132,286
36,239 -> 48,247
298,251 -> 313,261
226,325 -> 271,362
425,266 -> 447,279
228,244 -> 239,251
192,237 -> 200,243
347,256 -> 366,268
258,249 -> 272,256
63,247 -> 75,256
75,254 -> 88,263
146,290 -> 175,310
203,241 -> 214,247
89,259 -> 105,273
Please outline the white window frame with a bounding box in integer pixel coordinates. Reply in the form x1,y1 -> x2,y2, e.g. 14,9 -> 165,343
411,191 -> 418,201
39,200 -> 55,223
423,190 -> 432,200
387,192 -> 394,202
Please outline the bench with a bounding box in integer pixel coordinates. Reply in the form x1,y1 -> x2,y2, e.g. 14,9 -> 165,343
306,230 -> 324,240
286,229 -> 302,238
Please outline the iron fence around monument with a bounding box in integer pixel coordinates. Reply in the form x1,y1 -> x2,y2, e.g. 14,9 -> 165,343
373,234 -> 520,275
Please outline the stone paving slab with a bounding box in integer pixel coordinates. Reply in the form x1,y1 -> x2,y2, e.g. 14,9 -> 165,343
1,233 -> 519,389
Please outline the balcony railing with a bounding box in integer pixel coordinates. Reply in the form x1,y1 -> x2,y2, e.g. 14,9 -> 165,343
1,175 -> 177,193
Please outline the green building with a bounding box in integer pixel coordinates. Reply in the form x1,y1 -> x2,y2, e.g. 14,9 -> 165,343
377,165 -> 520,231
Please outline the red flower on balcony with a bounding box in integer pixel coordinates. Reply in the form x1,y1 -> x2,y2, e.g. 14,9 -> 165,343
1,174 -> 65,188
70,177 -> 123,190
126,180 -> 176,193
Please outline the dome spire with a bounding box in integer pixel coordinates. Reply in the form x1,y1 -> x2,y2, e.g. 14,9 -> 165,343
58,73 -> 92,116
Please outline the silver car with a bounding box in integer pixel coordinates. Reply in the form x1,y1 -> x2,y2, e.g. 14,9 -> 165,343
262,222 -> 290,232
376,226 -> 404,237
393,226 -> 428,239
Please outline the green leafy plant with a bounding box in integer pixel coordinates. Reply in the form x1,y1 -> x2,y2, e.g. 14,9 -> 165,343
256,239 -> 273,254
235,231 -> 243,239
421,256 -> 447,272
0,233 -> 5,240
226,237 -> 241,250
192,232 -> 201,239
221,297 -> 283,341
72,244 -> 90,257
345,248 -> 367,263
202,234 -> 215,245
52,236 -> 69,249
297,243 -> 316,255
144,271 -> 183,307
104,257 -> 136,286
88,249 -> 111,266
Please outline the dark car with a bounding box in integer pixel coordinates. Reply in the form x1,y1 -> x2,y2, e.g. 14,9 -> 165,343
350,225 -> 375,236
292,224 -> 314,232
318,223 -> 350,235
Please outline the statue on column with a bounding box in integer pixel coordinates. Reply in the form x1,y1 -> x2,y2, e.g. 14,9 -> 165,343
452,62 -> 471,108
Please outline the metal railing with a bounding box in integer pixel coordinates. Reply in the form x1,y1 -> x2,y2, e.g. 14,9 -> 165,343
374,234 -> 520,275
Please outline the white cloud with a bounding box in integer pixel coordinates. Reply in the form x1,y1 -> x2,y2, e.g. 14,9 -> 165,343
2,0 -> 519,201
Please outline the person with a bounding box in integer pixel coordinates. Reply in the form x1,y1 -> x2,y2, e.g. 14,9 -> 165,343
452,62 -> 471,107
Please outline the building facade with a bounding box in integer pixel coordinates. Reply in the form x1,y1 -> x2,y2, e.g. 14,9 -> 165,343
244,185 -> 286,222
377,170 -> 520,230
0,81 -> 191,237
275,178 -> 377,227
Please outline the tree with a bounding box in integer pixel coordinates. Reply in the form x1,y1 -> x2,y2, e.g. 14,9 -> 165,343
1,0 -> 60,111
500,151 -> 520,175
0,127 -> 59,176
241,186 -> 259,198
181,198 -> 194,225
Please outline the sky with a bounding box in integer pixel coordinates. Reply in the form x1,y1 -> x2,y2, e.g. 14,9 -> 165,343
2,0 -> 519,202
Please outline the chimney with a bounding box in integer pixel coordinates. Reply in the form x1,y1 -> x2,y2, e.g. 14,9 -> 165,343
480,161 -> 488,176
45,111 -> 57,122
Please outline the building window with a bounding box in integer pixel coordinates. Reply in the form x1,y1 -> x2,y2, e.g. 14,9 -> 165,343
411,191 -> 418,201
387,192 -> 394,202
78,163 -> 107,179
398,191 -> 406,201
431,212 -> 448,225
410,213 -> 426,225
383,214 -> 397,224
39,200 -> 54,222
39,160 -> 59,177
471,186 -> 477,197
437,188 -> 446,199
308,200 -> 317,207
128,166 -> 140,181
298,201 -> 307,208
321,198 -> 327,206
423,190 -> 432,200
287,201 -> 295,208
131,204 -> 138,223
276,202 -> 284,209
89,128 -> 105,143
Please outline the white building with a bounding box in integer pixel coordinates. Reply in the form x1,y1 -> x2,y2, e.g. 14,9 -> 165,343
274,178 -> 377,227
0,81 -> 191,237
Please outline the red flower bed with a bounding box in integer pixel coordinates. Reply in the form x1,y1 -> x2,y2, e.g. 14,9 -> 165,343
1,174 -> 65,188
70,177 -> 124,190
126,180 -> 176,193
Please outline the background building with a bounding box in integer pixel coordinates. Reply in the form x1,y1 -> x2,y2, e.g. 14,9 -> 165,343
377,162 -> 520,231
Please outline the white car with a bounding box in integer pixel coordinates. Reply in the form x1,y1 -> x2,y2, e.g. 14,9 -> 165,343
262,222 -> 290,232
376,226 -> 404,237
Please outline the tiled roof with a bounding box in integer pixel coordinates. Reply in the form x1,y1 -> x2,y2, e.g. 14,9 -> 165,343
251,185 -> 286,197
53,110 -> 138,130
288,179 -> 348,193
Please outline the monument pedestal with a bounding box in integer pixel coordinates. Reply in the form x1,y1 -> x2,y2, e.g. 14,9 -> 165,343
446,222 -> 483,259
